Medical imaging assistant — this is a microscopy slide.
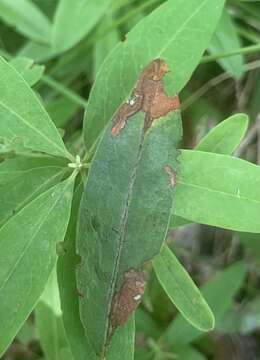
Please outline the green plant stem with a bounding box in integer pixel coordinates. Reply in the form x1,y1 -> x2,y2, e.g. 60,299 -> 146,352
201,43 -> 260,64
0,48 -> 88,110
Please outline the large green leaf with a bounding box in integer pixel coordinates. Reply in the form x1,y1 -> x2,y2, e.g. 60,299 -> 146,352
163,262 -> 246,348
172,150 -> 260,232
36,268 -> 73,360
153,246 -> 214,332
83,0 -> 225,150
77,60 -> 182,356
0,56 -> 72,160
209,8 -> 244,79
0,0 -> 51,43
58,186 -> 135,360
0,176 -> 75,357
171,113 -> 249,228
52,0 -> 111,53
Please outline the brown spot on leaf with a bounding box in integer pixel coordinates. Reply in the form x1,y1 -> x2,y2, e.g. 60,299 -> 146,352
111,59 -> 180,136
109,269 -> 147,335
164,165 -> 177,187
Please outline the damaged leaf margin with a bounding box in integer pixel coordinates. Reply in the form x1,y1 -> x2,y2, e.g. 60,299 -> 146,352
111,59 -> 180,136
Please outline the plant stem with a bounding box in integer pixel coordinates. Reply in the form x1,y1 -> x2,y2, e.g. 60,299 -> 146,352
201,43 -> 260,64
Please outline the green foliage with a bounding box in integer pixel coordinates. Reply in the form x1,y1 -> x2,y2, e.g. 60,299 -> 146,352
0,0 -> 259,359
0,176 -> 75,356
52,0 -> 111,53
209,8 -> 244,78
83,0 -> 225,151
10,56 -> 45,86
0,57 -> 72,159
0,0 -> 51,43
153,246 -> 214,332
163,262 -> 246,348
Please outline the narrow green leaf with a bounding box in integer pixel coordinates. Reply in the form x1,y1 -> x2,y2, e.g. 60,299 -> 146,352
77,61 -> 182,357
196,114 -> 249,154
0,160 -> 67,227
0,0 -> 51,43
0,176 -> 75,357
52,0 -> 111,53
36,268 -> 73,360
163,262 -> 246,348
0,56 -> 72,160
10,57 -> 45,86
209,8 -> 244,78
172,150 -> 260,232
57,185 -> 98,360
154,246 -> 214,331
83,0 -> 225,150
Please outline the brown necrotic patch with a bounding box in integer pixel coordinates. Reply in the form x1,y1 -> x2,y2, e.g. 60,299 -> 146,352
109,269 -> 147,336
111,59 -> 180,136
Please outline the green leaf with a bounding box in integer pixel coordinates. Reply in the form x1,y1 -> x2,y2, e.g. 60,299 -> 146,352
0,0 -> 51,43
83,0 -> 225,151
0,56 -> 72,160
163,261 -> 246,348
196,114 -> 249,154
172,150 -> 260,232
19,41 -> 56,63
209,8 -> 244,78
46,96 -> 79,128
0,157 -> 67,226
0,176 -> 75,357
106,317 -> 135,360
57,185 -> 98,360
10,57 -> 45,86
171,113 -> 249,228
174,346 -> 207,360
93,15 -> 120,77
153,246 -> 214,331
36,268 -> 73,360
77,61 -> 182,356
58,185 -> 135,360
52,0 -> 111,53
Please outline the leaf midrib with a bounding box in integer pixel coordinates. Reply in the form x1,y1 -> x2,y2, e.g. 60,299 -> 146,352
158,0 -> 209,58
178,180 -> 260,204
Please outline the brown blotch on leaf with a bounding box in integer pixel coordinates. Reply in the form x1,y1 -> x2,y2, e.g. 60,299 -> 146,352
111,59 -> 180,136
109,269 -> 147,336
164,164 -> 177,187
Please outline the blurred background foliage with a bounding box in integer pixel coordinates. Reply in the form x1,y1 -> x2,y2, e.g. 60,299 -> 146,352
1,0 -> 260,359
